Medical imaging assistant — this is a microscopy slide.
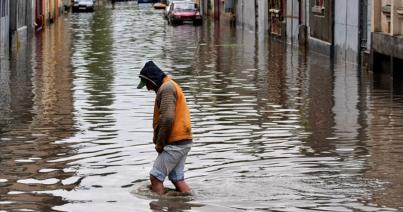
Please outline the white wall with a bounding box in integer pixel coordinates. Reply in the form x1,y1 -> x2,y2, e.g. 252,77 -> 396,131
236,0 -> 256,31
334,0 -> 360,63
0,0 -> 10,55
286,0 -> 300,45
257,0 -> 268,34
366,0 -> 372,50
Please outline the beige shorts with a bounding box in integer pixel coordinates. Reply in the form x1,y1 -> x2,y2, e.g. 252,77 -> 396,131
150,143 -> 192,182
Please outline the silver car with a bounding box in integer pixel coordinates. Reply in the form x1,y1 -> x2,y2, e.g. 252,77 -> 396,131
73,0 -> 95,12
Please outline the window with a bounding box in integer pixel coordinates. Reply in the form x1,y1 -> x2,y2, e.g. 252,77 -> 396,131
1,0 -> 8,17
312,0 -> 325,16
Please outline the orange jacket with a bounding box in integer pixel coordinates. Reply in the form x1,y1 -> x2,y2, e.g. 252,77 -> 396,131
153,76 -> 192,146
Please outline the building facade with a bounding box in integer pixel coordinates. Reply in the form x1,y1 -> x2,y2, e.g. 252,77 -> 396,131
1,0 -> 64,52
371,0 -> 403,73
286,0 -> 304,45
9,0 -> 34,50
216,0 -> 373,64
0,0 -> 9,55
236,0 -> 257,31
200,0 -> 221,19
307,0 -> 333,56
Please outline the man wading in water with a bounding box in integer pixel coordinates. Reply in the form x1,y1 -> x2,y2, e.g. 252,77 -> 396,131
137,61 -> 193,195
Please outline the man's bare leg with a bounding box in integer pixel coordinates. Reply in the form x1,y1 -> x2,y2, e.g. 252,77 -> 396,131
173,180 -> 191,193
150,175 -> 164,194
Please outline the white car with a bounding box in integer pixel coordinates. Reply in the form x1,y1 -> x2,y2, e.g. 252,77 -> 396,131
73,0 -> 95,12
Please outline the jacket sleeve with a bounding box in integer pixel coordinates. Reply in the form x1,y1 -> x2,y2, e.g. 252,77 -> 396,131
155,83 -> 176,148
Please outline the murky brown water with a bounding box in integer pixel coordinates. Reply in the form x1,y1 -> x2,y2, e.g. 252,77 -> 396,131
1,2 -> 403,211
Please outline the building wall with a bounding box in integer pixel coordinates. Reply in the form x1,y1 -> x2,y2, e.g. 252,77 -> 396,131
198,0 -> 208,16
308,0 -> 333,56
366,0 -> 372,51
225,0 -> 372,63
10,0 -> 33,51
286,0 -> 299,45
45,0 -> 50,23
309,0 -> 332,42
208,0 -> 214,17
0,0 -> 9,54
43,0 -> 59,24
257,0 -> 268,33
236,0 -> 256,31
334,0 -> 359,62
372,0 -> 403,62
8,0 -> 63,52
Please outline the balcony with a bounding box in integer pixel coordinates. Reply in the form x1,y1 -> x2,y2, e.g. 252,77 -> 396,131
372,0 -> 403,61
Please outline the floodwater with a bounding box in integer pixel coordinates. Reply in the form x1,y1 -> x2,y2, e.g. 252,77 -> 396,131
1,2 -> 403,211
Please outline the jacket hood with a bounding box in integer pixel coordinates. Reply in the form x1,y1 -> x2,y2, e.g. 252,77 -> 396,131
139,61 -> 166,89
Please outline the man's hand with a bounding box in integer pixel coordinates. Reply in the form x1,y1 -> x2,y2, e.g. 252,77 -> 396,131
155,144 -> 163,153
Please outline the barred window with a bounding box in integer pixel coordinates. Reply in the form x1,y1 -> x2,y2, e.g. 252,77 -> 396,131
1,0 -> 6,17
315,0 -> 324,7
312,0 -> 325,16
2,0 -> 8,17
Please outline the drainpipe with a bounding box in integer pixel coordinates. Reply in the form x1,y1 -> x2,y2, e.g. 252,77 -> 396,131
214,0 -> 220,20
358,0 -> 368,67
358,0 -> 363,66
330,0 -> 335,59
255,0 -> 257,31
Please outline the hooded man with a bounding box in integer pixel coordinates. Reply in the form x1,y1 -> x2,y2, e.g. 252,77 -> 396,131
137,61 -> 193,195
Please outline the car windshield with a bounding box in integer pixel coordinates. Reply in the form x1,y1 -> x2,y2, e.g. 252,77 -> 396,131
80,0 -> 93,3
174,3 -> 197,11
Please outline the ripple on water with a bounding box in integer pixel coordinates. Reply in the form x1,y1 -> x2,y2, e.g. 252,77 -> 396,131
130,182 -> 194,202
17,178 -> 60,185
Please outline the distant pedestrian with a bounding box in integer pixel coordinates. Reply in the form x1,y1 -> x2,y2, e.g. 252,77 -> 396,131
137,61 -> 193,195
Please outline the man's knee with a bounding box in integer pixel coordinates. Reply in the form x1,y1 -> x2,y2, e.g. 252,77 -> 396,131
150,175 -> 163,183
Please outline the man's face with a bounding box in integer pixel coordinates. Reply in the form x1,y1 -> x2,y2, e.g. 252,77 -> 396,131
146,81 -> 155,92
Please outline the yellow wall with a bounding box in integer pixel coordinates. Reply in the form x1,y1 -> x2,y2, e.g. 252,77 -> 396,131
43,0 -> 63,24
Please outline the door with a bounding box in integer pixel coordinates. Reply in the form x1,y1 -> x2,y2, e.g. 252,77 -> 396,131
268,0 -> 284,36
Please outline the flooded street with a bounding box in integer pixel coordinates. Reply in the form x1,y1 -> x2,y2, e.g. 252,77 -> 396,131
2,2 -> 403,211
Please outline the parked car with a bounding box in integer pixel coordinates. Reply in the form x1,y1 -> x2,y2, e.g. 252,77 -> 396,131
164,0 -> 192,19
165,0 -> 184,19
153,2 -> 167,10
138,0 -> 158,3
167,2 -> 202,25
72,0 -> 95,12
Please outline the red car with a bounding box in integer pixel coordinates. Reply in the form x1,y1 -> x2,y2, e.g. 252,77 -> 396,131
167,2 -> 202,25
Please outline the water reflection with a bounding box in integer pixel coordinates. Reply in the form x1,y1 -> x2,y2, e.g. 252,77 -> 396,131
165,20 -> 402,210
71,7 -> 116,136
363,71 -> 403,209
0,18 -> 77,211
0,50 -> 11,133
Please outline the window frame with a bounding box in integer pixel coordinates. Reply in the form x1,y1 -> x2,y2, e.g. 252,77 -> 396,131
312,0 -> 325,16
